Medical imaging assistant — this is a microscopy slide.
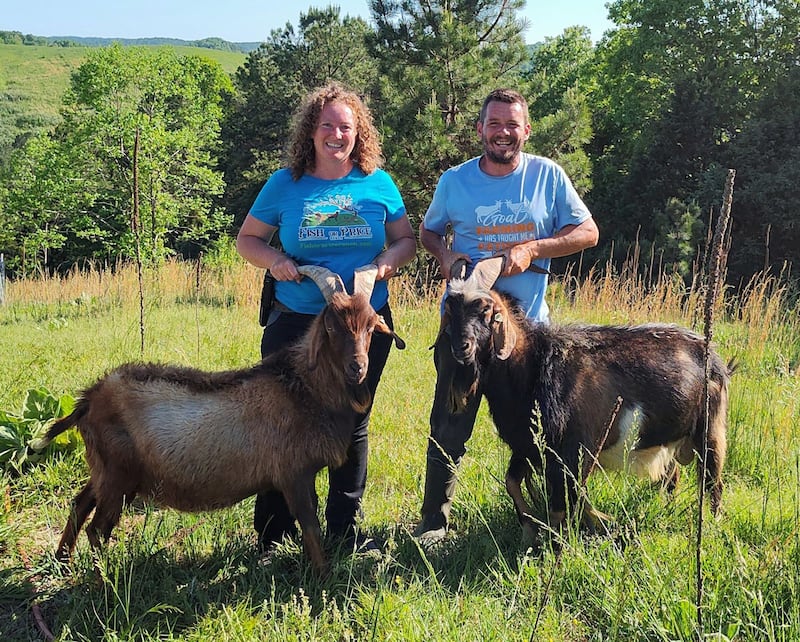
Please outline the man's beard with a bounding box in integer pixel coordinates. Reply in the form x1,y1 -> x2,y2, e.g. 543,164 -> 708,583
482,135 -> 523,165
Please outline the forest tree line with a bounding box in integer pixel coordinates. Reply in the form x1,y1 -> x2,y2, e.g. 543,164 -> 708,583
0,0 -> 797,290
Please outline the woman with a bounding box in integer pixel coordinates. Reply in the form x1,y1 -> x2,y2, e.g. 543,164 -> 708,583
236,83 -> 416,555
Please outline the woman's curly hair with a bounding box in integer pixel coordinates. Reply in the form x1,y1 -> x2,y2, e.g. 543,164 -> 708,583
288,83 -> 384,181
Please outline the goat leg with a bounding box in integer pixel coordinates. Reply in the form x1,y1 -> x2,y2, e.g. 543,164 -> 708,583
543,438 -> 583,532
579,500 -> 614,534
505,456 -> 538,546
660,459 -> 681,496
86,493 -> 124,553
283,474 -> 328,576
56,482 -> 96,562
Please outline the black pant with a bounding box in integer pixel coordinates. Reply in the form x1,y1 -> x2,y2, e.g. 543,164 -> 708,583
253,303 -> 395,548
417,329 -> 484,529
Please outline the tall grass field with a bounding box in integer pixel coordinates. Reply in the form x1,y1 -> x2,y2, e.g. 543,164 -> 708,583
1,259 -> 799,641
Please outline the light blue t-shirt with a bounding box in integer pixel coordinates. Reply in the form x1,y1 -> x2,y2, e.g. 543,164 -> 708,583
249,167 -> 406,314
423,153 -> 592,322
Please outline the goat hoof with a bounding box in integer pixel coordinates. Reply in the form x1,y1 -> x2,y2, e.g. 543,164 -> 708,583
582,508 -> 614,535
521,521 -> 538,549
547,510 -> 567,532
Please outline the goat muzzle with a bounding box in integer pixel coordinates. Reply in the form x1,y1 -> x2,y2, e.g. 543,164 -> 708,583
346,358 -> 369,385
450,341 -> 476,365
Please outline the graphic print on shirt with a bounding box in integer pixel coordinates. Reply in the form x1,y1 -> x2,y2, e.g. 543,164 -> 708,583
298,193 -> 373,247
475,199 -> 539,253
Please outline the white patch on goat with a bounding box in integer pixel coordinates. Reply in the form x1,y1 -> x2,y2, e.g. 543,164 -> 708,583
597,404 -> 641,472
135,392 -> 252,478
596,403 -> 679,481
447,279 -> 487,302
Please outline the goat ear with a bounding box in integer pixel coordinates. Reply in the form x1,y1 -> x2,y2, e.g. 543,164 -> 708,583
307,308 -> 331,370
430,306 -> 450,351
491,300 -> 517,360
376,315 -> 406,350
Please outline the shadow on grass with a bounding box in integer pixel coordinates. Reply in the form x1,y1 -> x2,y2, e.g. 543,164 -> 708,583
6,505 -> 622,640
383,506 -> 552,592
14,530 -> 419,641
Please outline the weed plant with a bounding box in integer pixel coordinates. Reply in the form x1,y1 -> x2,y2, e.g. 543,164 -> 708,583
1,258 -> 798,641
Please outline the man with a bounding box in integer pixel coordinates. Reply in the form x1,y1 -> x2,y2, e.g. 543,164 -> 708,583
414,88 -> 599,545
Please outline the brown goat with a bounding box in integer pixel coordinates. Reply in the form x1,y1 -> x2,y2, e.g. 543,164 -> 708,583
36,267 -> 404,575
441,257 -> 733,540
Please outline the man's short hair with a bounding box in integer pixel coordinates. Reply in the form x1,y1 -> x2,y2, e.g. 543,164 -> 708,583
479,89 -> 529,124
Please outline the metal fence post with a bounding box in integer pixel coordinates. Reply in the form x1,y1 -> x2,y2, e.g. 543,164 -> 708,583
0,253 -> 5,305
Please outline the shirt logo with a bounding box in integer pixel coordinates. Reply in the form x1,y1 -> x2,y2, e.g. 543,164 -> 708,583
299,194 -> 372,244
475,200 -> 537,252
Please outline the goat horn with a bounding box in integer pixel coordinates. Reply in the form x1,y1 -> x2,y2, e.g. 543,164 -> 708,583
466,256 -> 505,291
297,265 -> 346,302
353,263 -> 378,299
449,258 -> 468,281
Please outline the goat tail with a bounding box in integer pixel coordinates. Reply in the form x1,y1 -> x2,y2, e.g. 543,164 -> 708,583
31,398 -> 89,451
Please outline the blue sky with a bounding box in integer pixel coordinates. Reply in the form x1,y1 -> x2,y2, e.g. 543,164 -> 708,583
2,0 -> 615,45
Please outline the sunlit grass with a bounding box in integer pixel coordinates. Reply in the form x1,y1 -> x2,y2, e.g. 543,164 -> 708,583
1,257 -> 799,641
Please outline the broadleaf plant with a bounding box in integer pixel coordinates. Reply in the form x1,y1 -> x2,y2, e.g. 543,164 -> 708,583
0,388 -> 79,472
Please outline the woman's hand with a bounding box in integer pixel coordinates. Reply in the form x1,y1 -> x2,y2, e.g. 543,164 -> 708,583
269,254 -> 301,282
236,214 -> 301,282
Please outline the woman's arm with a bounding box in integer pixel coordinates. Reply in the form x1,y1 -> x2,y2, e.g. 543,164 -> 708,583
236,214 -> 300,282
375,216 -> 417,281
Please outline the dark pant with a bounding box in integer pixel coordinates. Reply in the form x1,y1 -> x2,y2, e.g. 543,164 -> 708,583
254,303 -> 395,548
418,329 -> 484,531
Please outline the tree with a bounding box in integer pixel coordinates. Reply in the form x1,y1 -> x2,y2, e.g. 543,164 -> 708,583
524,26 -> 595,120
725,65 -> 800,284
0,131 -> 100,274
221,7 -> 376,224
588,0 -> 786,280
368,0 -> 530,227
0,45 -> 234,273
523,27 -> 596,197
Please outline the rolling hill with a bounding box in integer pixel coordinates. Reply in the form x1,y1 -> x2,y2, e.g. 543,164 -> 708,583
0,40 -> 248,159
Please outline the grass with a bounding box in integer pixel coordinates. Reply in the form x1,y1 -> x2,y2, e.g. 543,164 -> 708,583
1,259 -> 799,641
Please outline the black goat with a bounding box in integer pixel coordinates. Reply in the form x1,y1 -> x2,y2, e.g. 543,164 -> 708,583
441,257 -> 733,538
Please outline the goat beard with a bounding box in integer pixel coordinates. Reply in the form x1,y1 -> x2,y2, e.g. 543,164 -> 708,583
348,382 -> 372,414
447,361 -> 481,414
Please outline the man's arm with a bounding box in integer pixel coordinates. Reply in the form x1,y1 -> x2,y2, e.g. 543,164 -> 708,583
419,221 -> 471,281
503,218 -> 599,276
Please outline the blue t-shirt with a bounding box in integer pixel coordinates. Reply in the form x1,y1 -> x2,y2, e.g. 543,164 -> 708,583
423,153 -> 592,322
249,167 -> 406,314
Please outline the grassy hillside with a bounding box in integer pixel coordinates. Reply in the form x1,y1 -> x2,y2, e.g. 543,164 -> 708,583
0,43 -> 246,155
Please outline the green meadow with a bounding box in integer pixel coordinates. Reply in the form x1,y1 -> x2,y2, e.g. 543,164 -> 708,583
0,42 -> 245,152
1,259 -> 799,641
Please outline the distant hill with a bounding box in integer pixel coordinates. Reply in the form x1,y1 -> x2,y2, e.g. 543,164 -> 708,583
0,39 -> 248,163
0,30 -> 261,53
44,35 -> 263,53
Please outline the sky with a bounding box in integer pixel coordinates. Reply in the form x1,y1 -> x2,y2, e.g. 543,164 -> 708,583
3,0 -> 615,45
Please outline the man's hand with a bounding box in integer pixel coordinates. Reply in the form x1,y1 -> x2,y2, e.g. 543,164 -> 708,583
441,250 -> 471,281
499,244 -> 534,276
